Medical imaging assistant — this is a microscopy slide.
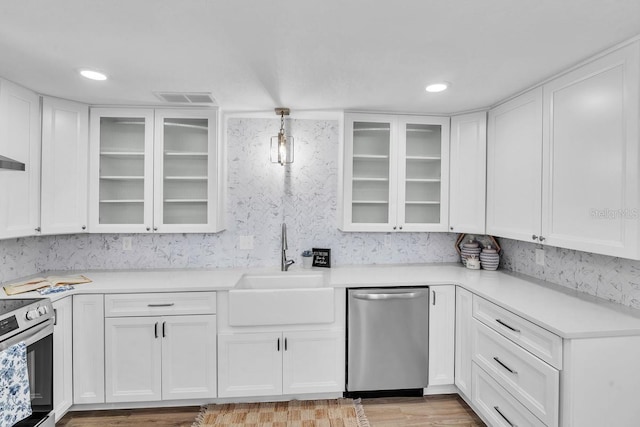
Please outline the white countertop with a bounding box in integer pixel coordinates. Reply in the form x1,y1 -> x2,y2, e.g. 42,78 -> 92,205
4,263 -> 640,340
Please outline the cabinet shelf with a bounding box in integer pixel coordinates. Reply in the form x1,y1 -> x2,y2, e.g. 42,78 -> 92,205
352,177 -> 389,182
406,156 -> 441,161
100,176 -> 144,180
164,176 -> 208,181
100,151 -> 145,157
354,127 -> 391,132
164,199 -> 207,203
405,178 -> 441,183
99,199 -> 144,203
164,152 -> 208,158
352,200 -> 388,204
405,201 -> 440,205
164,122 -> 208,130
353,154 -> 389,159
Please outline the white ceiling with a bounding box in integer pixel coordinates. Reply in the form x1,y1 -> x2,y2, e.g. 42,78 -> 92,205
0,0 -> 639,114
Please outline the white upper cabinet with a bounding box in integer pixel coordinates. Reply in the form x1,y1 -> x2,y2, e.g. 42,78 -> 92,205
89,108 -> 154,233
153,109 -> 220,233
89,107 -> 222,233
41,97 -> 89,235
340,112 -> 450,232
0,79 -> 41,239
449,112 -> 487,234
487,87 -> 543,242
488,40 -> 640,259
541,42 -> 640,258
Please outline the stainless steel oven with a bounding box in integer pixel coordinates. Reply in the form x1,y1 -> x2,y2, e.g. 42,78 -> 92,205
0,298 -> 54,427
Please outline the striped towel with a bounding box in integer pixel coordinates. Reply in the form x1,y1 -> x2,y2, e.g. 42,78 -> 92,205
0,342 -> 32,427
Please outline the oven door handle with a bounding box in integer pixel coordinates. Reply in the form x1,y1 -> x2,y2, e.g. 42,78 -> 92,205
0,318 -> 54,352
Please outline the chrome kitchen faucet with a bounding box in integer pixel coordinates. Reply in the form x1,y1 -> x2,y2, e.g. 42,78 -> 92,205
281,223 -> 295,271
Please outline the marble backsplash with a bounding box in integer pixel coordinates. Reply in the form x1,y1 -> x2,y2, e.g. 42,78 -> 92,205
499,238 -> 640,310
0,117 -> 460,284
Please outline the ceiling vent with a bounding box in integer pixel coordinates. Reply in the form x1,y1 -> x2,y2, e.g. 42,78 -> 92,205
154,92 -> 217,105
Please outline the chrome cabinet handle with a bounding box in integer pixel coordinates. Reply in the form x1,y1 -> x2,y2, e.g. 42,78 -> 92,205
432,290 -> 436,305
277,338 -> 280,352
154,322 -> 158,339
496,319 -> 521,333
162,321 -> 166,338
352,292 -> 423,300
493,357 -> 518,375
494,406 -> 517,427
284,338 -> 288,351
147,303 -> 175,307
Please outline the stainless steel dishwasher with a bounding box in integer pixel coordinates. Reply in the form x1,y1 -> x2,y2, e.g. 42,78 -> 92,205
347,287 -> 429,393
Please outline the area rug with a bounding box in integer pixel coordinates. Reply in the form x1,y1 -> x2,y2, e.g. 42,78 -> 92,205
192,398 -> 370,427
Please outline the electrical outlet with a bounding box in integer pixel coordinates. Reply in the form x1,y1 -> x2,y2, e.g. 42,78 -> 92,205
384,234 -> 392,248
535,248 -> 545,266
239,235 -> 254,250
122,237 -> 133,251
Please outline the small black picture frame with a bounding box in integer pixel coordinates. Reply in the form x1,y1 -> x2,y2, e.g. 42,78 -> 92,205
312,248 -> 331,268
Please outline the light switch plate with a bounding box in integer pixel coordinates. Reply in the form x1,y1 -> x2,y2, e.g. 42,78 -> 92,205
239,235 -> 254,250
122,237 -> 133,251
535,248 -> 545,266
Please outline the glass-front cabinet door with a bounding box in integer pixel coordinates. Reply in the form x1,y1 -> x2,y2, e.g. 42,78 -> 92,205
153,109 -> 218,232
89,108 -> 154,233
341,113 -> 449,232
344,114 -> 397,231
398,116 -> 449,232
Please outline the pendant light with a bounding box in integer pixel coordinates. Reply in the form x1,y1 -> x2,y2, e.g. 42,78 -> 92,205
270,108 -> 294,166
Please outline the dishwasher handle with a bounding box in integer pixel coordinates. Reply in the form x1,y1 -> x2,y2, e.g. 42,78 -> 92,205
352,291 -> 425,301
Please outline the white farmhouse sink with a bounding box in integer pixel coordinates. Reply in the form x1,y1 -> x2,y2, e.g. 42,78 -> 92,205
229,272 -> 333,326
235,272 -> 325,289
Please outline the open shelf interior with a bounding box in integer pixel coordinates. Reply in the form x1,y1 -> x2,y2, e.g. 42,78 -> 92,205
98,117 -> 147,224
406,124 -> 442,157
161,117 -> 210,225
351,121 -> 391,224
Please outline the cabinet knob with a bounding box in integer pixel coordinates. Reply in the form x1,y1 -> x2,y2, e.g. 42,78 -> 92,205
393,226 -> 397,230
399,226 -> 403,230
35,227 -> 41,232
539,236 -> 545,242
450,227 -> 454,231
153,227 -> 158,231
146,227 -> 151,231
532,234 -> 538,241
81,225 -> 86,230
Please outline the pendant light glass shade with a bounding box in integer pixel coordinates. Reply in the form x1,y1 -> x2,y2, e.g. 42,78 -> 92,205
270,108 -> 294,165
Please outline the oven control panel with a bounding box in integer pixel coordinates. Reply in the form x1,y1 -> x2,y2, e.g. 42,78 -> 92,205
26,305 -> 49,320
0,316 -> 19,337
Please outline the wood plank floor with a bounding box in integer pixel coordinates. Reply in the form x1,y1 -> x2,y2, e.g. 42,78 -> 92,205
56,395 -> 485,426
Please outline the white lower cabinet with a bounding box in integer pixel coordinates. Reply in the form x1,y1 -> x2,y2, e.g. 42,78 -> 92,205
472,363 -> 546,427
53,297 -> 73,421
72,294 -> 105,404
454,287 -> 473,398
105,314 -> 217,402
428,285 -> 455,386
104,292 -> 217,403
218,329 -> 344,398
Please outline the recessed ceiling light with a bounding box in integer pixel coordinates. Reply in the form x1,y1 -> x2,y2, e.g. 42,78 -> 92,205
425,82 -> 449,93
80,69 -> 108,81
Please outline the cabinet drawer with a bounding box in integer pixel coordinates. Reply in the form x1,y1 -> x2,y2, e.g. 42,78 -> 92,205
105,292 -> 216,317
473,295 -> 562,369
472,320 -> 559,427
472,363 -> 546,427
